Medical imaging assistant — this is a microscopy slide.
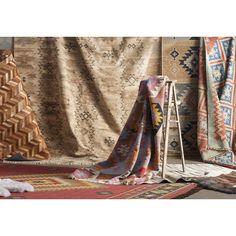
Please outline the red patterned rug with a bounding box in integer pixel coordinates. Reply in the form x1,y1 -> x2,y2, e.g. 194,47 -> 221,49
0,163 -> 199,199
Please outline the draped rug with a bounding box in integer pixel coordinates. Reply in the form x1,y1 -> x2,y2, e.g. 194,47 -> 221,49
198,37 -> 236,168
13,37 -> 162,165
70,76 -> 166,184
0,50 -> 49,160
11,37 -> 201,166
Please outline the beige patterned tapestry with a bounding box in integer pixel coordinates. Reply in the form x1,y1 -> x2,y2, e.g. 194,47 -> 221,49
162,37 -> 200,160
0,50 -> 49,160
11,37 -> 201,167
14,37 -> 162,165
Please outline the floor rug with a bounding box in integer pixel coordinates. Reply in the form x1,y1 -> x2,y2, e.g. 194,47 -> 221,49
195,171 -> 236,194
0,164 -> 198,199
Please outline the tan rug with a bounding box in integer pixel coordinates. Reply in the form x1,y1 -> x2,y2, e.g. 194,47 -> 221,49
13,37 -> 201,164
14,37 -> 161,164
162,37 -> 200,159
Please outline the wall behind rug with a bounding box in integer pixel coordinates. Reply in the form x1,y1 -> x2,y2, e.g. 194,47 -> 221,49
0,37 -> 13,49
13,37 -> 200,164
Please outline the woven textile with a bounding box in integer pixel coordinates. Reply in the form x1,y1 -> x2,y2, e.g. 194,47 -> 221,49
14,37 -> 161,165
162,37 -> 200,159
71,76 -> 166,184
13,37 -> 202,165
0,50 -> 49,160
195,171 -> 236,194
0,164 -> 198,199
198,37 -> 236,168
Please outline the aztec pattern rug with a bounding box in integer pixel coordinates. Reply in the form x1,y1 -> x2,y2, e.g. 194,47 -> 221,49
0,164 -> 198,199
198,37 -> 236,168
13,37 -> 162,165
0,50 -> 49,160
12,37 -> 201,166
71,76 -> 167,185
162,37 -> 200,160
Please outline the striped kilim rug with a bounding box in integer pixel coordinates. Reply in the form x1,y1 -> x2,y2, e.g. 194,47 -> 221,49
0,164 -> 198,199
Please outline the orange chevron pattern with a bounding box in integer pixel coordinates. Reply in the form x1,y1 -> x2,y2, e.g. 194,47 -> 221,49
211,85 -> 227,140
0,50 -> 49,160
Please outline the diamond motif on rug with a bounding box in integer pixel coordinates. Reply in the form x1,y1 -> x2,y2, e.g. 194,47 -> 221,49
170,48 -> 179,60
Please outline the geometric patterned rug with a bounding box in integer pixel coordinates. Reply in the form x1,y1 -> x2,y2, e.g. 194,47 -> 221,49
0,164 -> 199,199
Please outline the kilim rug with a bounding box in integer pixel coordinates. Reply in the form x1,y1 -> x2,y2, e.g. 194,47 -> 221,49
0,50 -> 49,160
194,171 -> 236,194
198,37 -> 236,168
13,37 -> 201,165
13,37 -> 161,165
72,76 -> 167,185
0,164 -> 198,199
162,37 -> 200,160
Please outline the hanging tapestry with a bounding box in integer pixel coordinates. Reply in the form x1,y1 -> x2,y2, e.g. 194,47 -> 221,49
13,37 -> 161,165
162,37 -> 200,160
198,37 -> 236,168
70,76 -> 166,185
0,50 -> 49,160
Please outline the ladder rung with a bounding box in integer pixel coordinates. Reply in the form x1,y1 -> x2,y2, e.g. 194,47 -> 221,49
169,120 -> 179,123
160,150 -> 181,154
169,150 -> 181,153
162,127 -> 178,131
164,101 -> 181,104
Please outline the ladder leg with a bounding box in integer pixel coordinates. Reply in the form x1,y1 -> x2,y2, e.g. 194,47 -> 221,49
162,83 -> 173,179
173,84 -> 185,172
162,93 -> 167,155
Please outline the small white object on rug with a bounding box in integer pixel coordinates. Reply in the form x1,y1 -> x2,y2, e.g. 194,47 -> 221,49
0,179 -> 34,197
0,186 -> 11,197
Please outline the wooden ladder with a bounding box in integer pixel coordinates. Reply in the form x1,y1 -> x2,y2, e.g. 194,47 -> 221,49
161,79 -> 185,179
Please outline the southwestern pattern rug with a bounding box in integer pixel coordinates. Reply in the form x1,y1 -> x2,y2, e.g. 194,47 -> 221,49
198,37 -> 236,168
162,37 -> 200,159
0,164 -> 198,199
70,76 -> 167,185
13,37 -> 162,166
12,37 -> 201,166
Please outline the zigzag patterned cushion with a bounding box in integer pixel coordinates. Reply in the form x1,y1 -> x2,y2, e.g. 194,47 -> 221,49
0,50 -> 49,160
